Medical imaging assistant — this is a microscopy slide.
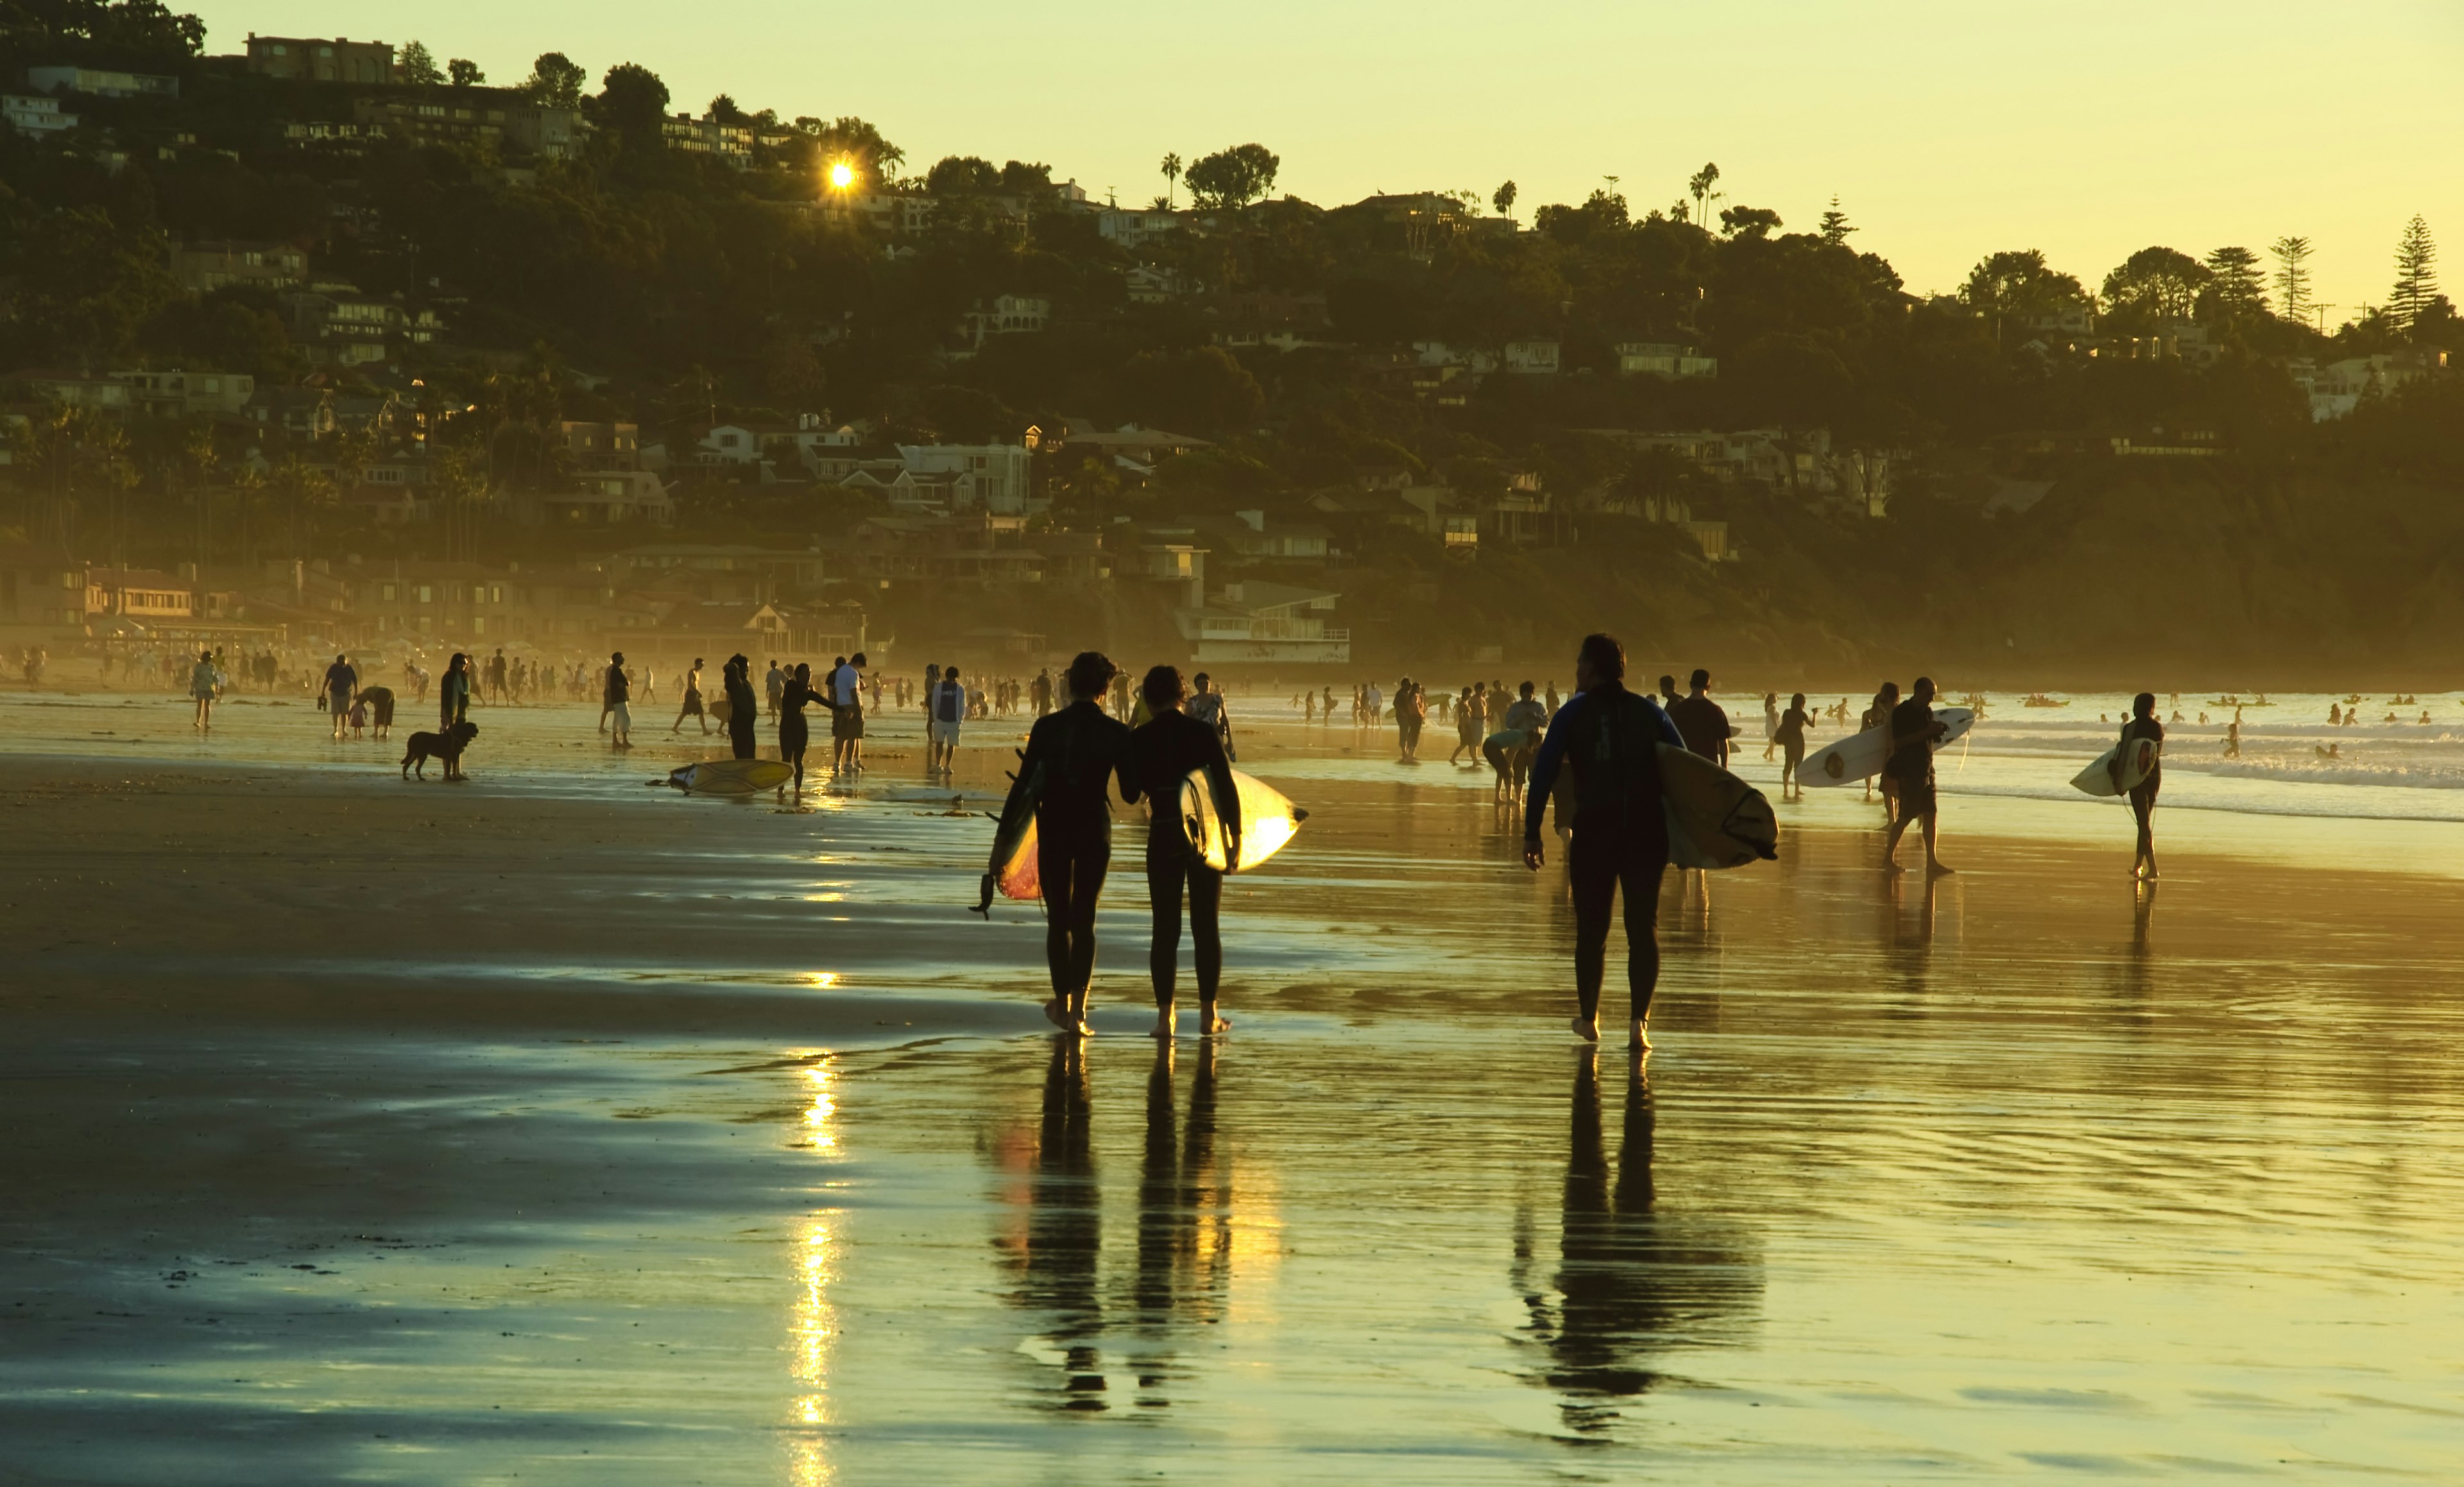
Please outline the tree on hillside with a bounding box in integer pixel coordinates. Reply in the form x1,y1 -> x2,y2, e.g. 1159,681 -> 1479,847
2101,246 -> 2209,325
2270,236 -> 2314,326
2202,246 -> 2267,322
706,94 -> 746,124
2390,215 -> 2439,332
447,58 -> 484,87
1718,205 -> 1782,241
1185,144 -> 1279,210
798,116 -> 902,182
524,51 -> 586,107
595,62 -> 670,155
1961,250 -> 2087,343
1159,153 -> 1182,207
925,156 -> 1000,195
1686,162 -> 1722,226
1818,197 -> 1854,246
1535,188 -> 1627,245
1493,180 -> 1517,219
0,0 -> 205,69
398,41 -> 441,86
1116,346 -> 1263,435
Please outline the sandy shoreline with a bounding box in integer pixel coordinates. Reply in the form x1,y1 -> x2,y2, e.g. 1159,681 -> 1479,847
5,743 -> 2461,1483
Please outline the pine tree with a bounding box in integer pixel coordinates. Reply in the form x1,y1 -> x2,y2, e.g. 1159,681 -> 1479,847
1818,196 -> 1854,246
398,41 -> 442,87
2270,236 -> 2313,326
2203,246 -> 2267,320
2390,215 -> 2439,331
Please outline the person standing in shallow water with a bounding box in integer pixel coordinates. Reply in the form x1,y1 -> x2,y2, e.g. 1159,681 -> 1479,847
1523,633 -> 1686,1051
1881,675 -> 1952,875
1000,652 -> 1132,1035
780,662 -> 818,791
2119,691 -> 2164,881
724,655 -> 758,761
1129,664 -> 1241,1040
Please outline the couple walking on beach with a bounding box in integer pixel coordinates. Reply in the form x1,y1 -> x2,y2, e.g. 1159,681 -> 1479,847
1000,651 -> 1240,1040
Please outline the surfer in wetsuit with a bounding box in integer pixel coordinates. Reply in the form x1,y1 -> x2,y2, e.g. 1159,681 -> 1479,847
723,655 -> 758,761
1776,692 -> 1811,798
780,663 -> 818,792
1523,633 -> 1686,1051
1127,664 -> 1241,1040
1881,675 -> 1952,875
2120,691 -> 2164,881
1002,651 -> 1133,1036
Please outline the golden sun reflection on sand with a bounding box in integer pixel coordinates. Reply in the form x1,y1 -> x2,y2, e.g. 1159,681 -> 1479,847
787,1055 -> 839,1482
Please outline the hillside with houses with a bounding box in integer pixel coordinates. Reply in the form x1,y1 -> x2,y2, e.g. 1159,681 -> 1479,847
1,4 -> 2460,678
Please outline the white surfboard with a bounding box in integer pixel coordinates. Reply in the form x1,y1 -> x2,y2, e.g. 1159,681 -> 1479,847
2071,734 -> 2162,798
667,758 -> 793,795
1803,707 -> 1976,787
1658,744 -> 1779,869
1179,767 -> 1308,873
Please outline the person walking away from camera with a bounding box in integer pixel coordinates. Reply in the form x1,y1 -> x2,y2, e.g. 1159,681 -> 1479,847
724,655 -> 759,761
930,665 -> 967,775
1776,692 -> 1811,798
190,649 -> 219,731
440,653 -> 474,731
321,654 -> 357,740
604,652 -> 633,748
1031,666 -> 1054,718
1666,668 -> 1731,768
1524,633 -> 1685,1051
1862,682 -> 1901,806
1881,676 -> 1952,875
673,657 -> 709,735
1001,653 -> 1133,1036
2119,691 -> 2164,881
1129,664 -> 1241,1040
780,662 -> 818,791
1186,671 -> 1236,762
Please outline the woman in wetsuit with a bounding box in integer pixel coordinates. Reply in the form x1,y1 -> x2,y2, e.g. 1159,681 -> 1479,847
998,651 -> 1133,1035
724,654 -> 758,761
1776,692 -> 1811,799
779,662 -> 817,792
1127,665 -> 1241,1039
2121,691 -> 2164,881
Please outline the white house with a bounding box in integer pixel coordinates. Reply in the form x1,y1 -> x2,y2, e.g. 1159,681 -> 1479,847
959,295 -> 1050,349
23,65 -> 178,99
2,94 -> 77,136
895,442 -> 1036,514
1176,581 -> 1349,664
1503,340 -> 1561,375
1097,209 -> 1181,252
1614,342 -> 1718,379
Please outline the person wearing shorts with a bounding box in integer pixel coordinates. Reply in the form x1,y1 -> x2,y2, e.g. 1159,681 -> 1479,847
828,651 -> 868,775
604,651 -> 633,748
1881,676 -> 1951,875
321,653 -> 357,740
929,665 -> 966,775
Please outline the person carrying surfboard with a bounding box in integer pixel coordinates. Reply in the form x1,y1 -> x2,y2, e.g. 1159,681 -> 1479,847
1128,664 -> 1242,1040
2119,692 -> 2164,881
1881,676 -> 1953,876
1000,651 -> 1134,1036
1522,633 -> 1686,1051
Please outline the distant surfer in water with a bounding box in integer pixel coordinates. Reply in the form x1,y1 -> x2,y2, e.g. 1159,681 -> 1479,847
1002,651 -> 1133,1036
1524,633 -> 1685,1051
1881,676 -> 1952,875
2119,691 -> 2164,881
1129,664 -> 1241,1039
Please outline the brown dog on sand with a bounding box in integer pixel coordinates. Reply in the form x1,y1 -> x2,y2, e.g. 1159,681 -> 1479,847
401,719 -> 479,780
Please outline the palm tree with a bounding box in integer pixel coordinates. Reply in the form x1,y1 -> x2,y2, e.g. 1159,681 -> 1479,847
1159,153 -> 1182,209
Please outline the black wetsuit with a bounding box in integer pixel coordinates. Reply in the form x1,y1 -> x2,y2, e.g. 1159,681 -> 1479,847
778,680 -> 815,775
1127,709 -> 1240,1010
2121,714 -> 2164,845
1887,696 -> 1937,818
725,667 -> 758,759
1525,682 -> 1686,1024
1006,700 -> 1133,1004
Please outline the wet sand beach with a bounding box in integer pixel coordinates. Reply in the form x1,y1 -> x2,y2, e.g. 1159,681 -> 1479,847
3,694 -> 2461,1484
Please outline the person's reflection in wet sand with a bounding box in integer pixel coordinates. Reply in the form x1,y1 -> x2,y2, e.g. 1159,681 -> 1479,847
1879,870 -> 1938,1022
2112,881 -> 2158,1026
1524,1049 -> 1760,1436
1019,1036 -> 1106,1411
1127,1038 -> 1227,1409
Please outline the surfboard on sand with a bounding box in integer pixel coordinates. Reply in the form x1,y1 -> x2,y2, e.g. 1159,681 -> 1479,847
1180,768 -> 1308,873
666,757 -> 792,795
1540,745 -> 1779,870
2072,734 -> 2162,797
972,756 -> 1045,913
1802,707 -> 1977,787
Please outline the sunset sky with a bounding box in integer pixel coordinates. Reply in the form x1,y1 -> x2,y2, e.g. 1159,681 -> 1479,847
192,0 -> 2462,318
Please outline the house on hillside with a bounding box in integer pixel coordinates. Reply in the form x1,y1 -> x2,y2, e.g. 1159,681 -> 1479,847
3,95 -> 78,137
527,470 -> 674,526
1614,342 -> 1718,379
171,241 -> 309,295
1503,340 -> 1561,376
24,65 -> 179,98
1032,420 -> 1211,479
1185,510 -> 1333,567
1176,581 -> 1349,664
243,35 -> 394,83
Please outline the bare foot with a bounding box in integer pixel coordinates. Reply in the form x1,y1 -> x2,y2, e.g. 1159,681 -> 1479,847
1197,1006 -> 1230,1036
1885,860 -> 1906,875
1927,861 -> 1956,876
1042,999 -> 1071,1031
1570,1015 -> 1600,1044
1149,1007 -> 1174,1040
1629,1020 -> 1652,1052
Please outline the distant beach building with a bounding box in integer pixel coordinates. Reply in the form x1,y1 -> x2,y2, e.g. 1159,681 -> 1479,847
243,35 -> 394,85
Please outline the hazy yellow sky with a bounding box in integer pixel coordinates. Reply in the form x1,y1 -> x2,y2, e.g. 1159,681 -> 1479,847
194,0 -> 2461,318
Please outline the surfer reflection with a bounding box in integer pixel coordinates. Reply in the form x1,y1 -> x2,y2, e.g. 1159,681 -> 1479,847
1521,1049 -> 1760,1434
1014,1036 -> 1107,1411
1129,1038 -> 1229,1409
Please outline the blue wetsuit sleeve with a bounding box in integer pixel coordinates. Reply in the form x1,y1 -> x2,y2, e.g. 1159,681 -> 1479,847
1523,701 -> 1579,839
1645,698 -> 1684,749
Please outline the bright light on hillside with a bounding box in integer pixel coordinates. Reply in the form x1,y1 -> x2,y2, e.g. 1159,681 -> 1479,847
828,162 -> 854,190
